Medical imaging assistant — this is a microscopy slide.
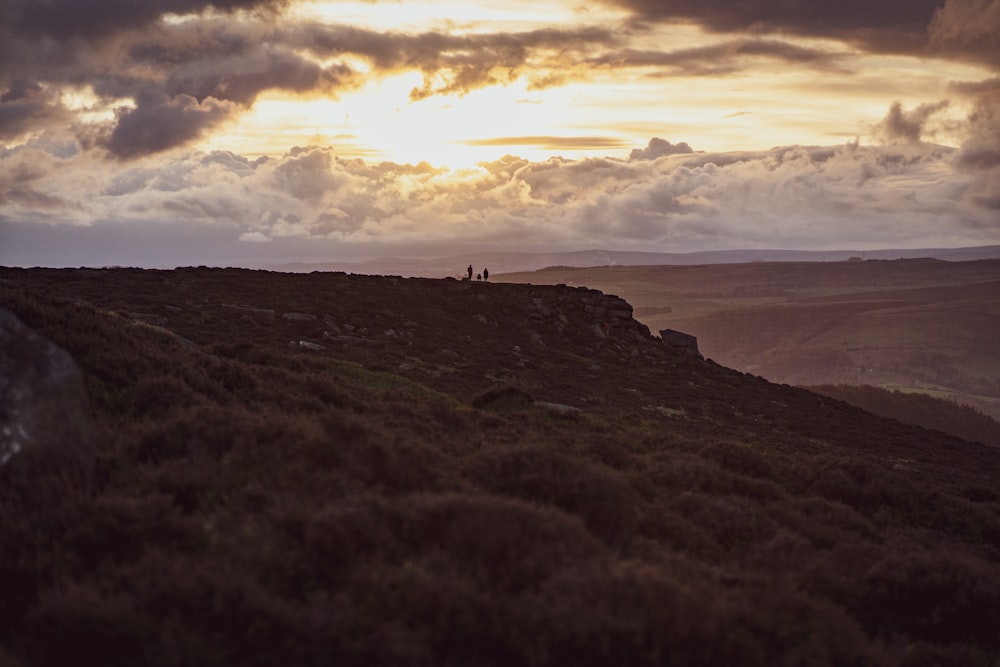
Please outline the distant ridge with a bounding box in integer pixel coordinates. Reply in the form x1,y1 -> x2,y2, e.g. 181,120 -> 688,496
268,245 -> 1000,278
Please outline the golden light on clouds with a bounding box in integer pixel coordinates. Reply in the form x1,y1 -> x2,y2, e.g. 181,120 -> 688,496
3,0 -> 999,266
200,6 -> 997,168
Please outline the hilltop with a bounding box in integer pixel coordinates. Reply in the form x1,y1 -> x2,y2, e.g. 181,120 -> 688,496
265,245 -> 1000,277
1,267 -> 999,666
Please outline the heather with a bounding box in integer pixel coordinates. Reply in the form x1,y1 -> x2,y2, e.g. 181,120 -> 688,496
1,267 -> 999,666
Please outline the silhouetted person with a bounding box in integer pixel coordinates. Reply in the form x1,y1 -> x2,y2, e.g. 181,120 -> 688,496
476,273 -> 482,281
467,264 -> 473,280
483,267 -> 489,282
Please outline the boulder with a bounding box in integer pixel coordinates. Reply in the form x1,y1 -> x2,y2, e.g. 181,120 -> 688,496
282,312 -> 316,321
0,309 -> 95,499
222,303 -> 275,325
659,328 -> 703,359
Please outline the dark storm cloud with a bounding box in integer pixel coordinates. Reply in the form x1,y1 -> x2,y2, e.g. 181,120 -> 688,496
629,138 -> 694,161
101,91 -> 236,159
587,39 -> 845,76
288,23 -> 618,98
7,0 -> 289,40
0,82 -> 72,140
165,47 -> 352,104
0,4 -> 622,155
602,0 -> 1000,69
929,0 -> 1000,68
611,0 -> 941,33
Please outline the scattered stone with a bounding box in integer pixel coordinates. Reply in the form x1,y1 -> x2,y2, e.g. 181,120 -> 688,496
384,329 -> 398,338
290,340 -> 326,351
222,303 -> 274,325
323,318 -> 342,334
282,312 -> 317,321
126,312 -> 168,327
164,304 -> 184,313
535,401 -> 582,415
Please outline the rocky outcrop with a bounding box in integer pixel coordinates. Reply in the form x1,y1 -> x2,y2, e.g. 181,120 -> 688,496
0,309 -> 95,499
659,328 -> 703,359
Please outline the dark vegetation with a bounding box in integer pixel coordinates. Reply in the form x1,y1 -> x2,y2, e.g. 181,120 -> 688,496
500,259 -> 1000,422
2,266 -> 1000,666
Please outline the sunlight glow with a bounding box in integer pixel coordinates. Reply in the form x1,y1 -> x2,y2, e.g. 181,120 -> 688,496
203,11 -> 996,167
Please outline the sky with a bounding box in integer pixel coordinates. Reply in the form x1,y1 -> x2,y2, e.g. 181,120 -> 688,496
1,0 -> 999,268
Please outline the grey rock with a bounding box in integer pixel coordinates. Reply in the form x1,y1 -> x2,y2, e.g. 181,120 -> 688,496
659,328 -> 703,359
222,303 -> 275,325
535,401 -> 582,414
291,340 -> 326,351
0,309 -> 94,497
282,312 -> 317,321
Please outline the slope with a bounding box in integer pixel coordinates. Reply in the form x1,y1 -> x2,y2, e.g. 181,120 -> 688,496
1,267 -> 999,667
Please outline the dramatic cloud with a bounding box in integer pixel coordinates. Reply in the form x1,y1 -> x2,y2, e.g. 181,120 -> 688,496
930,0 -> 1000,67
3,135 -> 997,268
586,39 -> 846,76
101,92 -> 237,159
7,0 -> 289,40
0,82 -> 73,140
872,100 -> 951,143
2,0 -> 999,266
604,0 -> 943,56
603,0 -> 1000,71
629,138 -> 694,161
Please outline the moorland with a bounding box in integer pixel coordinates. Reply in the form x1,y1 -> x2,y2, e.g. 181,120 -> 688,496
1,266 -> 999,666
500,259 -> 1000,424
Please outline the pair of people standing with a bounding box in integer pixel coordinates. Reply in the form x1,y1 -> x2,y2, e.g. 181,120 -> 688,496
466,265 -> 489,282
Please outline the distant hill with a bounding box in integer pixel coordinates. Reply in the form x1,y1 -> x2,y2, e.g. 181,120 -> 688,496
805,384 -> 1000,448
267,244 -> 1000,278
2,267 -> 999,666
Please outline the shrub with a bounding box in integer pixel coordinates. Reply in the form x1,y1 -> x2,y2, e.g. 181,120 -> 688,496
465,445 -> 640,546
